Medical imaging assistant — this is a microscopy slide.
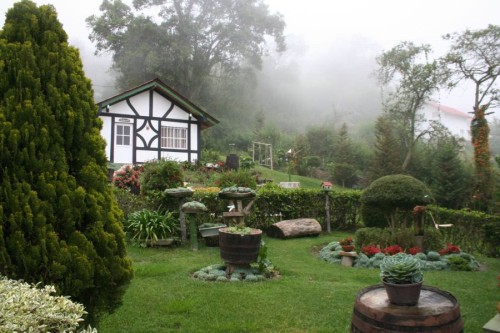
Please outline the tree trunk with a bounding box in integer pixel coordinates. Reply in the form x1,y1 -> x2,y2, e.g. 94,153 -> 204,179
267,218 -> 322,239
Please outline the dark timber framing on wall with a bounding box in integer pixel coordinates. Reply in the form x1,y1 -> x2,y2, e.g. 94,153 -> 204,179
96,78 -> 218,164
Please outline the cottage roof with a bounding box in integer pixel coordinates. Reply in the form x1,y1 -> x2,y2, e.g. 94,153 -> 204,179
427,102 -> 472,119
96,78 -> 219,129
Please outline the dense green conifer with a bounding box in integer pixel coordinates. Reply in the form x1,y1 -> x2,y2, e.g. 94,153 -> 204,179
0,0 -> 132,324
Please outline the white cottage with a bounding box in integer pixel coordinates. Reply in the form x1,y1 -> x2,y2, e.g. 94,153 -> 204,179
421,102 -> 472,140
97,78 -> 218,164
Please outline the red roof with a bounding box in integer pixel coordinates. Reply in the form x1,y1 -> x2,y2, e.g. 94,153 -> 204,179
427,102 -> 472,119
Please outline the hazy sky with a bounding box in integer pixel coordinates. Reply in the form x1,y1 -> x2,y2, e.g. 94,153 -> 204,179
1,0 -> 499,112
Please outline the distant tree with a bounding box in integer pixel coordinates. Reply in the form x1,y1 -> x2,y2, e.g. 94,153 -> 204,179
292,134 -> 309,176
376,42 -> 442,171
87,0 -> 286,100
442,25 -> 500,211
368,115 -> 402,182
0,0 -> 132,324
329,123 -> 358,187
305,125 -> 336,166
429,139 -> 471,209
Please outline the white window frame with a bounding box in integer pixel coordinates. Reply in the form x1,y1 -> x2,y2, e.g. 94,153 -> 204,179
116,124 -> 131,146
161,126 -> 187,149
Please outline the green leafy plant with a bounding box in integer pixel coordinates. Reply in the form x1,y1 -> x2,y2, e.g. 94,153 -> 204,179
380,253 -> 423,284
125,209 -> 178,246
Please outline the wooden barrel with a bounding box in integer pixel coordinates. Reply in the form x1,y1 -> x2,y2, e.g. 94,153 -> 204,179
351,284 -> 463,333
219,228 -> 262,265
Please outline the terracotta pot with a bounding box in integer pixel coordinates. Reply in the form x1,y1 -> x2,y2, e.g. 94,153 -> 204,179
341,245 -> 355,252
383,280 -> 423,306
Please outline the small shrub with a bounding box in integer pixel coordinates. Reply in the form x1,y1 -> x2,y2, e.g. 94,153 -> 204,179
360,203 -> 388,228
0,276 -> 96,332
426,251 -> 441,261
447,255 -> 473,271
140,159 -> 184,194
113,164 -> 144,191
216,169 -> 257,189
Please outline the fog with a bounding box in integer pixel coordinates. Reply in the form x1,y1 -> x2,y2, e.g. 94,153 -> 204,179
1,0 -> 499,130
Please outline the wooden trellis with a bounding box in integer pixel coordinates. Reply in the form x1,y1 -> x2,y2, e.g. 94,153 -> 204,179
252,142 -> 273,169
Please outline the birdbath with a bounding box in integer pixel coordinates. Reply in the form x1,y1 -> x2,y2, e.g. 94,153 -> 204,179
218,187 -> 256,227
181,201 -> 208,251
218,187 -> 259,278
163,187 -> 194,244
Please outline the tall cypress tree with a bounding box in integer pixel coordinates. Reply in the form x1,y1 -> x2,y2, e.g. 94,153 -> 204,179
368,115 -> 402,182
0,0 -> 132,324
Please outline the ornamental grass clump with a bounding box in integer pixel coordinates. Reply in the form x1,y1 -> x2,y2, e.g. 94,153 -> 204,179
380,253 -> 423,284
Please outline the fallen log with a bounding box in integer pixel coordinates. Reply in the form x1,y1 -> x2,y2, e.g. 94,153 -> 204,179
267,218 -> 322,239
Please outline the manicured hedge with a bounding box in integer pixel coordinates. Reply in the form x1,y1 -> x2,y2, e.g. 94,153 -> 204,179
188,187 -> 361,231
427,206 -> 500,256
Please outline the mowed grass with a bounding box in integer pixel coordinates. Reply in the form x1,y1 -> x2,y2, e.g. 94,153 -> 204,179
99,233 -> 500,332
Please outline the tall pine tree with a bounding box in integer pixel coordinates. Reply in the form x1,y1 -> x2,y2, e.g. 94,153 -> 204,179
0,0 -> 132,324
368,115 -> 402,182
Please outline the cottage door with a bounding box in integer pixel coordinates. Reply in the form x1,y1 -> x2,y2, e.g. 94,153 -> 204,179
114,123 -> 133,163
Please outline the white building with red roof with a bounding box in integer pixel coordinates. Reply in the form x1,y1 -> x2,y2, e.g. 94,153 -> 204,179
421,102 -> 472,140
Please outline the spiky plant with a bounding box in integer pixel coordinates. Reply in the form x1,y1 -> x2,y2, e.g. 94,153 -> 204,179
380,253 -> 423,284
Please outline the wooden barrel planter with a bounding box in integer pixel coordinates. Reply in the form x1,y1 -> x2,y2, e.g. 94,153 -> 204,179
219,228 -> 262,266
351,284 -> 463,333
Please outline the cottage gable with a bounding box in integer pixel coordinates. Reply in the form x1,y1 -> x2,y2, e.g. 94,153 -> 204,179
97,78 -> 218,164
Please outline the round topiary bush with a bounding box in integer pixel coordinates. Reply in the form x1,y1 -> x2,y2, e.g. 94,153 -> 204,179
140,159 -> 184,194
361,175 -> 433,228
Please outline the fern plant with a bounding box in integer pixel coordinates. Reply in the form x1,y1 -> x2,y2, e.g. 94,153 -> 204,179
380,253 -> 423,284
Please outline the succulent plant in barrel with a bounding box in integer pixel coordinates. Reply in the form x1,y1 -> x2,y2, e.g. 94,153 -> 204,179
380,253 -> 423,306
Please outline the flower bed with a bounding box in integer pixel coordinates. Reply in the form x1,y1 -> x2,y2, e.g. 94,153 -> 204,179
319,241 -> 480,271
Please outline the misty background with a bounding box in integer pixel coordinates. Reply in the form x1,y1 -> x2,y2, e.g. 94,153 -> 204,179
1,0 -> 499,133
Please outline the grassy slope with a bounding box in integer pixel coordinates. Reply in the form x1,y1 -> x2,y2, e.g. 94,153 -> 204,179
254,165 -> 324,189
99,234 -> 500,332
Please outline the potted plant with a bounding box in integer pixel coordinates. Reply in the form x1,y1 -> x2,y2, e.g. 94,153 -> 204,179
380,252 -> 423,306
125,209 -> 178,247
339,236 -> 355,252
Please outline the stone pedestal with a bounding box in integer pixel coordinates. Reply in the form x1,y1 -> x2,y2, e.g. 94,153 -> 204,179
339,251 -> 358,267
484,314 -> 500,333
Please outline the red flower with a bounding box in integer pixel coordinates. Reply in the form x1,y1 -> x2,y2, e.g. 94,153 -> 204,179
382,245 -> 403,256
361,245 -> 381,257
439,243 -> 460,255
407,247 -> 422,255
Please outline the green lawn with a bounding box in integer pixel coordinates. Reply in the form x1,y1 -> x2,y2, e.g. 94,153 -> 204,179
98,233 -> 500,332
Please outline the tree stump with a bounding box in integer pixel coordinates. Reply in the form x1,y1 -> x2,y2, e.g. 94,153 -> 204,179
267,218 -> 322,239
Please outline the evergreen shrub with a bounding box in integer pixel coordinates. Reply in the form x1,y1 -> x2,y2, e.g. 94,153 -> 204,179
0,2 -> 132,325
361,175 -> 433,228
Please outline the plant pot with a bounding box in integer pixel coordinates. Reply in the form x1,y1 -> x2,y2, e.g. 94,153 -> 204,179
341,245 -> 355,252
219,228 -> 262,266
383,280 -> 423,306
199,224 -> 226,238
